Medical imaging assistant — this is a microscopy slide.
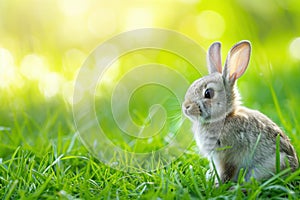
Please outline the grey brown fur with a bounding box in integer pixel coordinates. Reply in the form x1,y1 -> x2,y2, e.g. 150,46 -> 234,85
182,40 -> 298,184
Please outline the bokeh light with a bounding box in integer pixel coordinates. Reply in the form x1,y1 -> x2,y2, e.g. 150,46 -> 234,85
0,0 -> 299,103
0,48 -> 21,88
39,72 -> 64,98
125,8 -> 154,30
196,10 -> 225,39
88,9 -> 117,38
289,37 -> 300,60
58,0 -> 90,17
20,54 -> 49,81
177,0 -> 200,4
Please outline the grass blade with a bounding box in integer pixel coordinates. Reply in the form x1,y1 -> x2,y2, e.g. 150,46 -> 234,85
4,180 -> 19,200
276,134 -> 281,174
189,165 -> 203,199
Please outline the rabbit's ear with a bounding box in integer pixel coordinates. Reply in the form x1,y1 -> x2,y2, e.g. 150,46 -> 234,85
207,42 -> 222,74
223,41 -> 251,83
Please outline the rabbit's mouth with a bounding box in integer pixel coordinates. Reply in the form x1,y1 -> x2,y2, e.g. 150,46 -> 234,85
182,100 -> 202,118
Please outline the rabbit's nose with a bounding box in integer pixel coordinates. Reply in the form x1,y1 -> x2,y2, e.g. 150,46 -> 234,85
183,101 -> 194,112
183,101 -> 191,110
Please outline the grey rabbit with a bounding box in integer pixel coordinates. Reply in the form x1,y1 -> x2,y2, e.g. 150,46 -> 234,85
182,40 -> 298,184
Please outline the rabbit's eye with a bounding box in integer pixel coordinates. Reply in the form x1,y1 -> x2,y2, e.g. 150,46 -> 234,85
204,88 -> 214,99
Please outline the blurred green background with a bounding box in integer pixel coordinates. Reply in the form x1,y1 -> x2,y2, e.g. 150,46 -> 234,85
1,0 -> 300,156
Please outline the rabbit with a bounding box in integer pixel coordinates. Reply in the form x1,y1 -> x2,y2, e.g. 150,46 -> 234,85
182,40 -> 298,184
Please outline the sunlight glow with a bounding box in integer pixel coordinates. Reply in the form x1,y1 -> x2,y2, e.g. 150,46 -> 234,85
0,48 -> 23,88
39,72 -> 64,98
125,8 -> 154,30
58,0 -> 90,16
177,0 -> 200,4
20,54 -> 49,80
289,37 -> 300,60
196,10 -> 225,39
88,8 -> 117,38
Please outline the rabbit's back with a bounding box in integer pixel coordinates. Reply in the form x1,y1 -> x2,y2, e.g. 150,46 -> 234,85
218,106 -> 299,180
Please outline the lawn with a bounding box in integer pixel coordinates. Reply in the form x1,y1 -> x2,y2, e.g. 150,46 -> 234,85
1,0 -> 300,199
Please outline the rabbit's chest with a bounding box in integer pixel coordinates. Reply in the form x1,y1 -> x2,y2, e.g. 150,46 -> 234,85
193,124 -> 220,157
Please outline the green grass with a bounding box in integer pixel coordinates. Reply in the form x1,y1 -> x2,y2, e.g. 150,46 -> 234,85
1,138 -> 300,199
1,68 -> 300,199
